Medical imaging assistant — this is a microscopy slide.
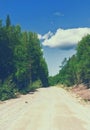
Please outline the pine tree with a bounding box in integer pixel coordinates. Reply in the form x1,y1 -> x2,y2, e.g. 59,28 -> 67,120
6,15 -> 11,28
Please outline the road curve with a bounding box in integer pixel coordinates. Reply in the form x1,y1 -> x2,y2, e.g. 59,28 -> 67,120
0,87 -> 90,130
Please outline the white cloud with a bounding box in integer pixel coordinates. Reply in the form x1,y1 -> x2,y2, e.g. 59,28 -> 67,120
38,31 -> 53,40
54,12 -> 64,16
38,34 -> 42,39
40,28 -> 90,49
42,31 -> 53,40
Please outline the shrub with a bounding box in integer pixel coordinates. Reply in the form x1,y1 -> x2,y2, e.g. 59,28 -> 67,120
0,77 -> 17,101
19,79 -> 42,94
29,79 -> 42,91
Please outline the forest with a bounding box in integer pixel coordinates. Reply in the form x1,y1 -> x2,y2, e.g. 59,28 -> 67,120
49,34 -> 90,88
1,15 -> 90,101
0,15 -> 48,100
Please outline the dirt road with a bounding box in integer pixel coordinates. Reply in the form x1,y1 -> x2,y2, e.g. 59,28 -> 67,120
0,87 -> 90,130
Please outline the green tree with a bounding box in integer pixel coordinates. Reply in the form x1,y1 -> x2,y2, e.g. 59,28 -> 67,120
0,27 -> 13,81
76,34 -> 90,87
0,19 -> 2,28
27,32 -> 48,86
0,15 -> 49,100
6,15 -> 11,28
39,58 -> 49,86
52,34 -> 90,88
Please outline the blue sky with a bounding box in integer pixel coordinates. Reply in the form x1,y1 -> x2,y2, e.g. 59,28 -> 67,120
0,0 -> 90,75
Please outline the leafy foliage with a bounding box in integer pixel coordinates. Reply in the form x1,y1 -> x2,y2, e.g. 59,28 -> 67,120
6,15 -> 11,28
0,77 -> 17,101
50,34 -> 90,88
0,15 -> 49,100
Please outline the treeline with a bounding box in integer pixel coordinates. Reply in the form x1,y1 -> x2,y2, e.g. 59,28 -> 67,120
0,15 -> 48,100
49,34 -> 90,88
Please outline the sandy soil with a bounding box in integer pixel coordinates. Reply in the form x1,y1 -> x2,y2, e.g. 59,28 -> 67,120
0,87 -> 90,130
71,84 -> 90,101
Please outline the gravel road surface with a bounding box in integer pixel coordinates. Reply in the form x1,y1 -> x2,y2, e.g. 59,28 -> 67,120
0,87 -> 90,130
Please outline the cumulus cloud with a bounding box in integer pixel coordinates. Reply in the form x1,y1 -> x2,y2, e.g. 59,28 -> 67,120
39,28 -> 90,50
38,31 -> 53,40
38,34 -> 42,39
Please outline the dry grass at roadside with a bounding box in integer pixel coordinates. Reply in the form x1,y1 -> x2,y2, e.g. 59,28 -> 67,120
71,84 -> 90,102
57,84 -> 90,104
56,84 -> 71,91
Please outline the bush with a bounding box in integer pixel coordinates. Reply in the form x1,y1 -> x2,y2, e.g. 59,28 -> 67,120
0,77 -> 17,101
29,79 -> 42,91
19,79 -> 42,94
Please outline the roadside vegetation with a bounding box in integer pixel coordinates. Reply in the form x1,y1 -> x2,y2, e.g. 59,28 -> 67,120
1,15 -> 90,101
49,34 -> 90,101
0,15 -> 48,100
